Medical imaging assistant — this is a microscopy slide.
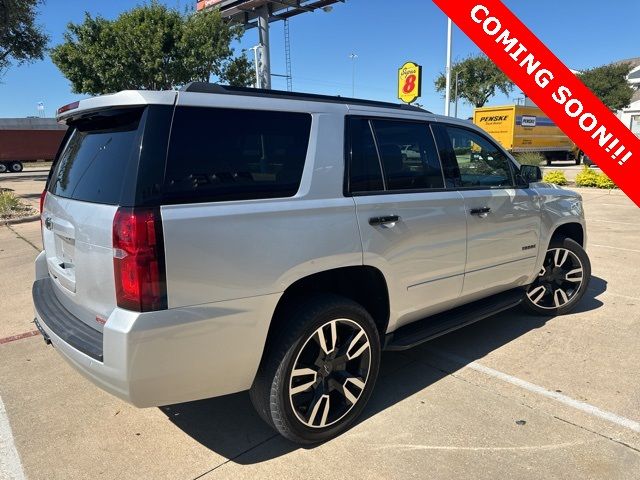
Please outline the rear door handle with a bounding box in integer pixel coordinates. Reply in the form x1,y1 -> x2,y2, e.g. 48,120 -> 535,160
369,215 -> 400,226
470,207 -> 491,217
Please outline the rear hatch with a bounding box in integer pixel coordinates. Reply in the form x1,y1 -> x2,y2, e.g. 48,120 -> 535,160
43,106 -> 167,333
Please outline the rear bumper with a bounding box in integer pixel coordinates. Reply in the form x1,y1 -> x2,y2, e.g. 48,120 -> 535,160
33,278 -> 103,361
33,253 -> 281,407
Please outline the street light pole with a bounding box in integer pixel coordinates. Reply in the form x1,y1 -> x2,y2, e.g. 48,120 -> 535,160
454,70 -> 460,118
444,18 -> 452,116
250,45 -> 263,89
349,52 -> 358,97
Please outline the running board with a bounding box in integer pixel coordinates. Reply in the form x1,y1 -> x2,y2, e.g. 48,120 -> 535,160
384,288 -> 524,351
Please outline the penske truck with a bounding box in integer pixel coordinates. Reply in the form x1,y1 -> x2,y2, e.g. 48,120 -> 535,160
473,105 -> 579,165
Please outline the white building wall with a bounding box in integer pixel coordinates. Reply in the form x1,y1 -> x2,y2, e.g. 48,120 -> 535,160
617,64 -> 640,138
618,102 -> 640,138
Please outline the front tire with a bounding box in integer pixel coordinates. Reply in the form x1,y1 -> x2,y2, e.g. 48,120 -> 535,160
522,237 -> 591,315
250,294 -> 381,444
575,152 -> 582,165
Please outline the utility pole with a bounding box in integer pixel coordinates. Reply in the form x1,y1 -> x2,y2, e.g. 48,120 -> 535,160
349,52 -> 358,97
444,18 -> 452,116
257,6 -> 271,89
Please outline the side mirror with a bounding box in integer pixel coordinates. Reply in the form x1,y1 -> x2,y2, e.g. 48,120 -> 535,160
520,165 -> 543,183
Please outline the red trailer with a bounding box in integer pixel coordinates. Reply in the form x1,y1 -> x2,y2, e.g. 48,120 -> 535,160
0,118 -> 68,173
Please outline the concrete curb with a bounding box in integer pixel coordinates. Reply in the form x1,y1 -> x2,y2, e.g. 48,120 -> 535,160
1,214 -> 40,226
0,173 -> 49,181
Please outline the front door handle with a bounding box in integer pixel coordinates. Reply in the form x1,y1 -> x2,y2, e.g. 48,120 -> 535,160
470,207 -> 491,218
369,215 -> 400,226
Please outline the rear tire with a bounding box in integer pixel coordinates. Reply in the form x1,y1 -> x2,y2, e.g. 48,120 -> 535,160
0,163 -> 7,173
250,294 -> 380,444
9,161 -> 23,173
522,237 -> 591,316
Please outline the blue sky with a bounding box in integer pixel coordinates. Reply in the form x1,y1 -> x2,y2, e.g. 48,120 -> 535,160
1,0 -> 638,119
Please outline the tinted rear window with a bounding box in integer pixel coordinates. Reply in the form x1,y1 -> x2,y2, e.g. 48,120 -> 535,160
164,107 -> 312,204
48,108 -> 144,205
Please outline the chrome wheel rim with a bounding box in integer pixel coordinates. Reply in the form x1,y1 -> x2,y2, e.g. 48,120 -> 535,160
527,247 -> 584,310
289,318 -> 371,429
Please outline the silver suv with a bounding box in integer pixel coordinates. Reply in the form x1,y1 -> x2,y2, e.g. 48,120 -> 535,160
33,84 -> 590,444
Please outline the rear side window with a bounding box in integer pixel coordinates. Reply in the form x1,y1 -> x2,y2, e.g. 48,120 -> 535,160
48,108 -> 144,205
164,107 -> 312,203
346,117 -> 444,194
371,119 -> 444,191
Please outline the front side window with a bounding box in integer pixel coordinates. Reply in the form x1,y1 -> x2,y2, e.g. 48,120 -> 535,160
164,107 -> 312,203
443,126 -> 515,188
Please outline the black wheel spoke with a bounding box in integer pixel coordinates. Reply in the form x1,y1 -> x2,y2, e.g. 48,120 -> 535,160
333,372 -> 366,405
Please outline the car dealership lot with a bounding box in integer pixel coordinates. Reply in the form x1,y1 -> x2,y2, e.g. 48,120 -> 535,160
1,177 -> 638,479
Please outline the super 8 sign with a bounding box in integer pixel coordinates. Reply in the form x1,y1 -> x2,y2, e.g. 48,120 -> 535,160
398,62 -> 423,104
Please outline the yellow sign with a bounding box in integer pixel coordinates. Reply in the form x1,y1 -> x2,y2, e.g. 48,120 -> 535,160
398,61 -> 422,104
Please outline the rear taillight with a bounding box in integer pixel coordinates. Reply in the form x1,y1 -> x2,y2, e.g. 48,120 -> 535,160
113,207 -> 167,312
39,190 -> 46,215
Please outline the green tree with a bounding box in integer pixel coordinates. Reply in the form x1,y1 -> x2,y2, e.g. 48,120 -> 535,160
0,0 -> 49,76
435,55 -> 514,108
51,2 -> 254,94
579,63 -> 635,112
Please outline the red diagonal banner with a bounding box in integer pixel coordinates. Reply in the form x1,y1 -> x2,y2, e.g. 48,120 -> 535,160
434,0 -> 640,207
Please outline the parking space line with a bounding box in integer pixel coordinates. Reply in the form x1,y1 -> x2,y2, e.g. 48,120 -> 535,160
595,203 -> 637,208
375,440 -> 586,452
428,348 -> 640,434
589,244 -> 640,254
581,193 -> 615,203
589,219 -> 639,226
0,394 -> 26,480
591,289 -> 640,302
0,331 -> 39,345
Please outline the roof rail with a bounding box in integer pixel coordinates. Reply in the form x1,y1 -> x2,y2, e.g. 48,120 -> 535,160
180,82 -> 430,113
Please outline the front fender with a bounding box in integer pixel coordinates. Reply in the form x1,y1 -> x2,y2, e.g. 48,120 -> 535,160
531,184 -> 586,281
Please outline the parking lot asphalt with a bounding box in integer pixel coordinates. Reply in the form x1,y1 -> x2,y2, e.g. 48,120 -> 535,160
0,175 -> 638,480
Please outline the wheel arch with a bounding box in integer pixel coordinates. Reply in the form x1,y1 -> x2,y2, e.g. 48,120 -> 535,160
550,222 -> 584,247
263,266 -> 390,353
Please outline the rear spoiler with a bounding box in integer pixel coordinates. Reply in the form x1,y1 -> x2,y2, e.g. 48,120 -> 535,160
56,90 -> 177,124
